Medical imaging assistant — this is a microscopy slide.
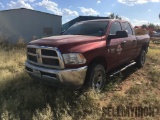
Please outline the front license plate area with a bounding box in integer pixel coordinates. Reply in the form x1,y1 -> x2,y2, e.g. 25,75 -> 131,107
33,69 -> 41,77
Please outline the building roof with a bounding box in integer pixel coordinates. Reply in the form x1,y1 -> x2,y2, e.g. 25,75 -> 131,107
0,8 -> 62,17
135,26 -> 142,28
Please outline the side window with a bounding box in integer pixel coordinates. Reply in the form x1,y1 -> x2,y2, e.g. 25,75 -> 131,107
110,22 -> 121,35
122,22 -> 133,35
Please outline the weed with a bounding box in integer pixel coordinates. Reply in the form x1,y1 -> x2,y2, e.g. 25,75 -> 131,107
0,43 -> 159,119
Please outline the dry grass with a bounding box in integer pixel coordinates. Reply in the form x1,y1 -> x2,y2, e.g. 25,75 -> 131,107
0,43 -> 160,120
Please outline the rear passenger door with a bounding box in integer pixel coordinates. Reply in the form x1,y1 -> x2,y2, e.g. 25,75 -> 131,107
121,22 -> 137,62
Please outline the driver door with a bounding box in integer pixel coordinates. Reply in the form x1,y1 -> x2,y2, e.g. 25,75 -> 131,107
106,21 -> 128,70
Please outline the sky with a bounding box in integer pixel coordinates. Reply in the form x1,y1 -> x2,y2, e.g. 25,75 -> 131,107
0,0 -> 160,26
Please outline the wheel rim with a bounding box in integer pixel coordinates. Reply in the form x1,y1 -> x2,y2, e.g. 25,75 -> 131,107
92,70 -> 103,92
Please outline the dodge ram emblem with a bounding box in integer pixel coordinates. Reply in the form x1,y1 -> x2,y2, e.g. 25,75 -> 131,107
117,45 -> 122,55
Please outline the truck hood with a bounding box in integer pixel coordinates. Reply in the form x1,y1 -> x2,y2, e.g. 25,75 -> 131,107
29,35 -> 102,53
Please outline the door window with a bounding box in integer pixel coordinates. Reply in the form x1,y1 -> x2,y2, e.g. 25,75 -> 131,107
110,22 -> 122,35
121,22 -> 133,35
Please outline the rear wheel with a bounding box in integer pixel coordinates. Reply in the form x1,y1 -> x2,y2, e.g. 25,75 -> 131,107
136,50 -> 146,68
88,64 -> 106,93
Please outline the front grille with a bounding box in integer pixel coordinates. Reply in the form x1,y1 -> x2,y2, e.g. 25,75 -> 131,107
28,55 -> 37,62
27,48 -> 36,54
27,45 -> 64,69
42,58 -> 59,66
41,49 -> 57,56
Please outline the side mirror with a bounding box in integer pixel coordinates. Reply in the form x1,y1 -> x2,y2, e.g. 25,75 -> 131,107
116,31 -> 128,38
108,31 -> 128,40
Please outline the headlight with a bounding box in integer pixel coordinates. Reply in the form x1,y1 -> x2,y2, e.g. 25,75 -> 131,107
62,53 -> 87,64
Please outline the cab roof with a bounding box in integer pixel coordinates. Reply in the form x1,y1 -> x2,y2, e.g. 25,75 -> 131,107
80,19 -> 129,23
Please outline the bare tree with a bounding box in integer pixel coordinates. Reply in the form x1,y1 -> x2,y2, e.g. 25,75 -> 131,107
109,13 -> 115,19
109,13 -> 122,19
142,24 -> 147,28
116,15 -> 122,20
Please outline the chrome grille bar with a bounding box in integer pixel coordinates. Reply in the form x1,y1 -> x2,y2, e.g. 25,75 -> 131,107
36,48 -> 42,64
27,45 -> 65,69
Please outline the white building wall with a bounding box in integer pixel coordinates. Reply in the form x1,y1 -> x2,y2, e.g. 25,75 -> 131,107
0,8 -> 62,43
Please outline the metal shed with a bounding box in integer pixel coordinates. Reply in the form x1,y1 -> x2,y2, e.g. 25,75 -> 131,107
0,8 -> 62,43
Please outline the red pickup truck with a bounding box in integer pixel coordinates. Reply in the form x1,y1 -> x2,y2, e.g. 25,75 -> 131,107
25,19 -> 150,92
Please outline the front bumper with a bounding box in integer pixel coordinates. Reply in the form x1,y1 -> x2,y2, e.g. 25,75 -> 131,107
25,61 -> 87,89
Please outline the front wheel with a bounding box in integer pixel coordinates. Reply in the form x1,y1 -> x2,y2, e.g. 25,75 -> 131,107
88,64 -> 106,93
136,50 -> 146,68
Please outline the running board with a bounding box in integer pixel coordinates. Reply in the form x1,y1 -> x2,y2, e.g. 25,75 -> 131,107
109,62 -> 136,77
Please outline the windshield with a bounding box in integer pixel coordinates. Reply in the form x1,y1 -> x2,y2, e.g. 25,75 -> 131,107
63,21 -> 108,36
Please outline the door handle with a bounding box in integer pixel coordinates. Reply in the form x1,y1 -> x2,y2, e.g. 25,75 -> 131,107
121,41 -> 126,47
133,40 -> 136,42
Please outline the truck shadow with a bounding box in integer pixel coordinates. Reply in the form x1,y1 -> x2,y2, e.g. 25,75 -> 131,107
0,64 -> 140,119
0,70 -> 100,119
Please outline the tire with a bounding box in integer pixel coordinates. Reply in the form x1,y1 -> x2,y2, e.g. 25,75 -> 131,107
88,64 -> 106,93
136,50 -> 146,68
